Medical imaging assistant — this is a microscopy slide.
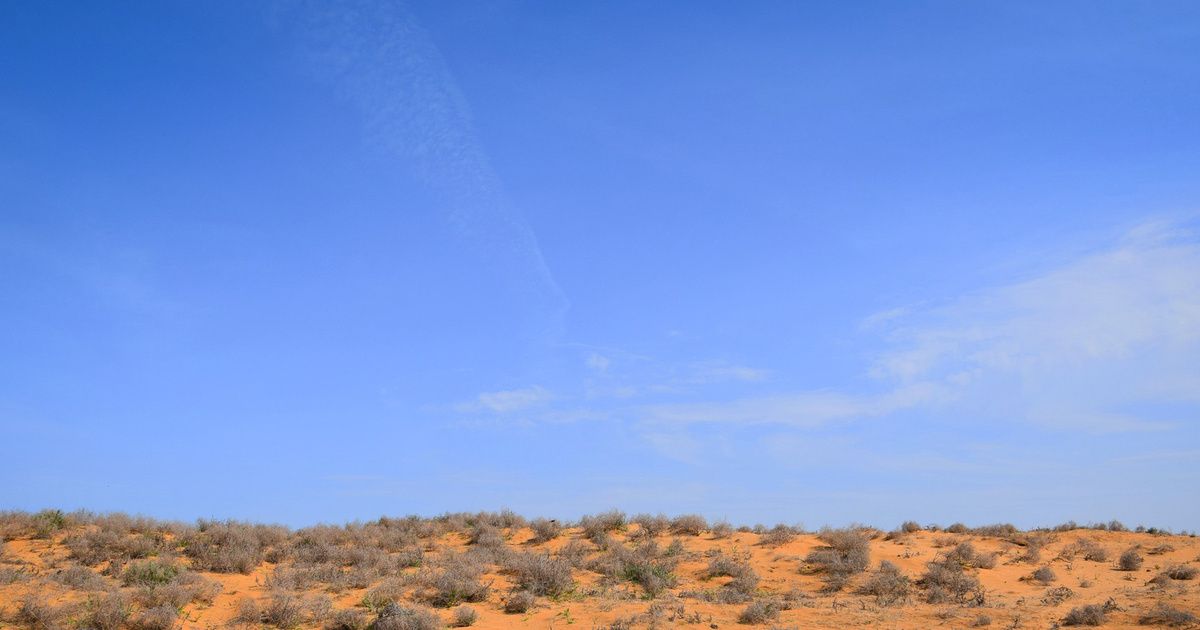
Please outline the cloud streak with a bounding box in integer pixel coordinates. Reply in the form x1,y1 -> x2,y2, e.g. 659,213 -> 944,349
275,0 -> 568,330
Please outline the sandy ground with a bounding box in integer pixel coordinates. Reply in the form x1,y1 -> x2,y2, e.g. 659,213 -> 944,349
1,524 -> 1197,630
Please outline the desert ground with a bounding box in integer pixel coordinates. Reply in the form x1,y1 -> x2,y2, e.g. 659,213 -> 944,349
1,510 -> 1197,630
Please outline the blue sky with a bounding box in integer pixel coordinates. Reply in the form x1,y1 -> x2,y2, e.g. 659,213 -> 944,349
3,1 -> 1198,530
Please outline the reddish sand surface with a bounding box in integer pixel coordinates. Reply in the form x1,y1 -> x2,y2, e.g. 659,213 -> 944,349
2,522 -> 1197,630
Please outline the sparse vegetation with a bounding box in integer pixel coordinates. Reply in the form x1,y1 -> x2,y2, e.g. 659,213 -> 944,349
1140,602 -> 1198,626
802,527 -> 870,591
737,601 -> 780,624
0,508 -> 1194,630
1119,549 -> 1144,571
1062,604 -> 1106,626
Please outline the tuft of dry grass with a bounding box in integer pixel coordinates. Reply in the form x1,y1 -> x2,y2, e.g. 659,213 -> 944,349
1062,604 -> 1105,626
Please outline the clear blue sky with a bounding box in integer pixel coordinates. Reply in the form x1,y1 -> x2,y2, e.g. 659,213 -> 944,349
3,1 -> 1198,530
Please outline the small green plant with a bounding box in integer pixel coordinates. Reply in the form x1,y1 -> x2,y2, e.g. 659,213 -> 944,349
122,560 -> 181,587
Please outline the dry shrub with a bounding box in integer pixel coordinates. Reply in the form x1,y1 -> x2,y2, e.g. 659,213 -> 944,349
1119,549 -> 1144,571
130,605 -> 178,630
503,551 -> 574,597
1062,604 -> 1105,626
264,592 -> 305,629
1030,566 -> 1057,584
803,528 -> 870,590
856,560 -> 910,606
528,518 -> 562,544
579,510 -> 627,539
184,520 -> 283,574
902,521 -> 923,533
53,564 -> 107,590
945,543 -> 996,569
121,560 -> 180,587
420,562 -> 491,607
710,520 -> 733,539
65,530 -> 125,566
82,592 -> 132,630
1042,586 -> 1075,605
946,523 -> 969,534
760,524 -> 797,546
503,591 -> 536,614
973,613 -> 993,626
1147,544 -> 1176,556
737,601 -> 780,625
450,606 -> 477,627
324,608 -> 368,630
1164,564 -> 1199,580
555,539 -> 591,568
919,559 -> 983,605
1140,603 -> 1198,626
466,524 -> 504,548
588,540 -> 678,598
632,514 -> 670,539
971,524 -> 1018,538
670,514 -> 708,536
234,598 -> 262,625
17,596 -> 72,630
362,580 -> 405,612
369,605 -> 441,630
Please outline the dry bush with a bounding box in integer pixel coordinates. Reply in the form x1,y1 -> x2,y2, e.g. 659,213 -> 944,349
130,605 -> 178,630
1030,566 -> 1057,584
588,539 -> 678,597
632,514 -> 671,539
503,551 -> 574,597
1062,604 -> 1105,626
856,560 -> 910,606
555,539 -> 591,568
324,608 -> 368,630
901,521 -> 923,533
16,596 -> 73,630
1042,586 -> 1075,605
803,528 -> 870,590
973,614 -> 993,626
1118,549 -> 1144,571
737,601 -> 780,625
450,606 -> 476,627
361,580 -> 405,612
81,592 -> 132,630
580,510 -> 627,539
919,559 -> 984,605
528,518 -> 562,544
65,530 -> 125,566
121,560 -> 181,587
1063,539 -> 1110,563
971,523 -> 1019,538
946,523 -> 969,534
945,543 -> 996,569
1147,544 -> 1176,556
419,562 -> 491,607
710,520 -> 733,539
760,524 -> 797,546
466,524 -> 504,548
52,564 -> 107,590
1106,520 -> 1128,532
1139,603 -> 1198,626
1163,564 -> 1199,580
503,591 -> 536,614
670,514 -> 708,536
369,605 -> 441,630
262,592 -> 305,629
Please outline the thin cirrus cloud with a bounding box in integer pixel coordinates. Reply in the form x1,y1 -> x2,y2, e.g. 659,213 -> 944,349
273,0 -> 568,329
454,220 -> 1200,438
636,220 -> 1200,434
453,385 -> 554,413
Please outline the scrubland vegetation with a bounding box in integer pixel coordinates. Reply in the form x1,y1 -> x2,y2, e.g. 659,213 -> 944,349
0,510 -> 1197,630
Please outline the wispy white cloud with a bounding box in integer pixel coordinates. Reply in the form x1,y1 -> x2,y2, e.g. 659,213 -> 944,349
867,220 -> 1200,432
454,385 -> 553,413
